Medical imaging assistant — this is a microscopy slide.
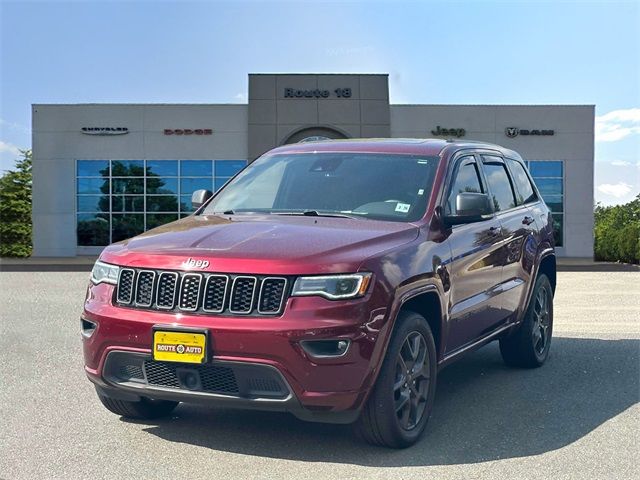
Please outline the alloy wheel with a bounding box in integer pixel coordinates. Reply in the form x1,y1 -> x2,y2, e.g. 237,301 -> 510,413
532,286 -> 551,356
394,331 -> 430,430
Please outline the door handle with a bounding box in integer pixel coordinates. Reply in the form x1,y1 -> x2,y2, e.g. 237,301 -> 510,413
522,216 -> 535,226
488,226 -> 501,236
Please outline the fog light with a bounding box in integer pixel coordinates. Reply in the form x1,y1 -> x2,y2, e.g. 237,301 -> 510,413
300,339 -> 351,358
81,317 -> 97,338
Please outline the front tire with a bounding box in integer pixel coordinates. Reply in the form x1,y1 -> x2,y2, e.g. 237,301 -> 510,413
96,388 -> 178,419
500,273 -> 553,368
355,310 -> 437,448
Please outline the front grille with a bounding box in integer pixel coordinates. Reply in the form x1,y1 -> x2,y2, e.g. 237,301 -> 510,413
115,268 -> 288,316
104,352 -> 290,400
143,360 -> 239,394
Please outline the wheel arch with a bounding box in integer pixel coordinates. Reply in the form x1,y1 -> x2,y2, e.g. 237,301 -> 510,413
395,286 -> 445,361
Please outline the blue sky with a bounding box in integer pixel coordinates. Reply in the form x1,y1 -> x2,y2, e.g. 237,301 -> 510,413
1,0 -> 638,205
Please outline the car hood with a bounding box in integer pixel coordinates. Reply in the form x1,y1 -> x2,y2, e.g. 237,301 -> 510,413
100,214 -> 419,275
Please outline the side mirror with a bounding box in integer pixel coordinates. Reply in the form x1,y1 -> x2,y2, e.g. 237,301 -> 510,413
444,192 -> 493,225
191,189 -> 213,209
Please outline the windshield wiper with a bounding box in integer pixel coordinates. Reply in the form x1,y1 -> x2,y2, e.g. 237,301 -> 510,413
272,210 -> 358,219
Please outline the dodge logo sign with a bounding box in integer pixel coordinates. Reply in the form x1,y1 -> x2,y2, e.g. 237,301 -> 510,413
505,127 -> 554,137
505,127 -> 519,138
164,129 -> 213,135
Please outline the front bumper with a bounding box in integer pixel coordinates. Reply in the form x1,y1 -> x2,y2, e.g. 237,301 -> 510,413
82,282 -> 391,423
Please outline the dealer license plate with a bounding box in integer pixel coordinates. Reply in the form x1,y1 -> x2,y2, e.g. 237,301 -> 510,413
152,330 -> 207,364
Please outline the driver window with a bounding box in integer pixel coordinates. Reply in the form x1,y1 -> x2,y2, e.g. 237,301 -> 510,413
446,157 -> 484,215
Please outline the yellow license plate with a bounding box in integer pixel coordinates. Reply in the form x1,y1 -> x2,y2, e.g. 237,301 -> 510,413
153,330 -> 207,364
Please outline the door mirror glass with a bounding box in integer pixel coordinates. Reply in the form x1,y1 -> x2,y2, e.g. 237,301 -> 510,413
444,192 -> 493,225
191,189 -> 213,209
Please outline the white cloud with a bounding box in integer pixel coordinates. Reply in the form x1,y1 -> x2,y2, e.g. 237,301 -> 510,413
597,182 -> 634,198
610,160 -> 632,166
595,108 -> 640,142
234,93 -> 247,103
0,140 -> 20,156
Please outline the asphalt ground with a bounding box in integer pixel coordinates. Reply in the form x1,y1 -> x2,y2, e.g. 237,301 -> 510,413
0,270 -> 638,480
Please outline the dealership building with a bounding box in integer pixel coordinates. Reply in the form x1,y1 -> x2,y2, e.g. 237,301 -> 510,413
32,73 -> 594,258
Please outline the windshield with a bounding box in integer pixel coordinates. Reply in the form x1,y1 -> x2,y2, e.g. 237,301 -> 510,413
202,152 -> 440,222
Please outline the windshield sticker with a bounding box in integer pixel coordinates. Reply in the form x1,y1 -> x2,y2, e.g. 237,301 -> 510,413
395,203 -> 411,213
418,189 -> 425,196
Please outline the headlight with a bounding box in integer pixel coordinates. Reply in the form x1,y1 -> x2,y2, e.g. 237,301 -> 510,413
90,260 -> 120,285
291,273 -> 372,300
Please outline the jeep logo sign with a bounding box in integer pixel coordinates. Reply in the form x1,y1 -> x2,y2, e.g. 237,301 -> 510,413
431,126 -> 466,138
182,258 -> 210,269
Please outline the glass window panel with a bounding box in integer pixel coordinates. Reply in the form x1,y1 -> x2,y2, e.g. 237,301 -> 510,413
543,195 -> 563,213
112,177 -> 144,194
146,177 -> 178,194
180,177 -> 212,195
215,177 -> 231,191
483,162 -> 517,212
552,213 -> 563,247
215,160 -> 246,177
535,178 -> 563,196
77,177 -> 109,195
77,213 -> 110,246
146,160 -> 178,177
77,160 -> 109,177
446,159 -> 483,215
180,213 -> 192,219
181,160 -> 212,177
529,161 -> 563,178
506,158 -> 537,205
180,195 -> 195,212
147,213 -> 179,229
147,195 -> 179,212
111,195 -> 145,212
111,160 -> 145,177
112,214 -> 145,242
77,195 -> 109,213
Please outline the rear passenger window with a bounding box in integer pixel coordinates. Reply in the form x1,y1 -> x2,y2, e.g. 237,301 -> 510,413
446,157 -> 483,215
482,161 -> 517,212
506,158 -> 537,205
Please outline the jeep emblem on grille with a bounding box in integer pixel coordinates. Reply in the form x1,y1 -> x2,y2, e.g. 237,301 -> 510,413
182,258 -> 210,269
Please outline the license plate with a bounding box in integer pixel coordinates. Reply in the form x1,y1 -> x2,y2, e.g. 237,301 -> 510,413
153,329 -> 207,364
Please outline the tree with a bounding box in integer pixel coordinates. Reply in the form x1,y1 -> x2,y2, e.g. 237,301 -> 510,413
0,149 -> 32,257
594,194 -> 640,264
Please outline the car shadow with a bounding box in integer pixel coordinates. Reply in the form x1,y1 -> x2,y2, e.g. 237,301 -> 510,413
126,337 -> 639,466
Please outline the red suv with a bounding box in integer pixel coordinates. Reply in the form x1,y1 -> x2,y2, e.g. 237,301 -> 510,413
82,139 -> 556,448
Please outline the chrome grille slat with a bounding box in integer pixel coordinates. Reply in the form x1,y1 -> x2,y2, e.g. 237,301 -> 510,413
156,272 -> 178,310
135,270 -> 156,307
258,277 -> 288,314
115,268 -> 286,316
116,268 -> 135,304
179,273 -> 202,311
202,275 -> 229,313
229,276 -> 257,314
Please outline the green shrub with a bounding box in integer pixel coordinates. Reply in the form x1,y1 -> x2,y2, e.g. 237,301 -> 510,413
0,149 -> 32,257
594,194 -> 640,264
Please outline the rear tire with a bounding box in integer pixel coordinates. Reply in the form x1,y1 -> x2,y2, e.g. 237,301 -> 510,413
500,273 -> 553,368
354,310 -> 437,448
96,388 -> 178,419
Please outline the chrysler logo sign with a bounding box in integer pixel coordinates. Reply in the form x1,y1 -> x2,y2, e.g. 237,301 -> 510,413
505,127 -> 554,138
81,127 -> 128,135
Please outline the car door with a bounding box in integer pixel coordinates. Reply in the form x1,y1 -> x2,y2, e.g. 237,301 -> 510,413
444,153 -> 506,354
480,155 -> 539,321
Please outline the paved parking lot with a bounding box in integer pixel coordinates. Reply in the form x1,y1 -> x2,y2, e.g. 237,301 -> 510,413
1,270 -> 638,479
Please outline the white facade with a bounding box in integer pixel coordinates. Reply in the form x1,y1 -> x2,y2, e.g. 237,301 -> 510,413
31,74 -> 594,258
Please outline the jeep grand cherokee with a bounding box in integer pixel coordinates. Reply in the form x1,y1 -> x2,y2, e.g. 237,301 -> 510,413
82,139 -> 556,448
